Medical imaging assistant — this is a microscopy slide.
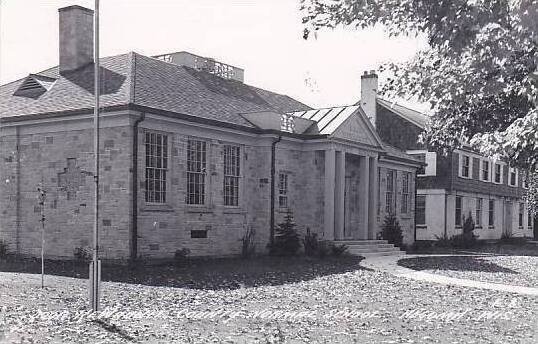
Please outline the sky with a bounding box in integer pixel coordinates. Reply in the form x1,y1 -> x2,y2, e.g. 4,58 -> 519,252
0,0 -> 427,109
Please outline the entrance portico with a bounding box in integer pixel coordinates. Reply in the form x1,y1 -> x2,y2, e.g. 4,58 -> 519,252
324,149 -> 379,241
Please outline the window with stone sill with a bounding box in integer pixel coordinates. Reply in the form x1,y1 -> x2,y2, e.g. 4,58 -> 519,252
385,170 -> 395,214
223,144 -> 240,207
145,131 -> 168,204
415,195 -> 426,226
475,198 -> 483,227
509,167 -> 518,187
494,163 -> 503,184
186,139 -> 207,205
519,203 -> 524,228
460,155 -> 471,178
480,160 -> 490,182
278,172 -> 289,208
455,196 -> 463,227
401,172 -> 410,214
488,199 -> 495,227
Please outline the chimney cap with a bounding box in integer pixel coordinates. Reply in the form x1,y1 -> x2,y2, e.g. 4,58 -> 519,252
58,5 -> 94,14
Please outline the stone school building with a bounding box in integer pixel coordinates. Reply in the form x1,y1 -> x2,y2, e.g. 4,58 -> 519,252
0,5 -> 421,260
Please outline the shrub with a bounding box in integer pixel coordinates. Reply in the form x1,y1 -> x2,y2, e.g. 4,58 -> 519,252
500,231 -> 514,240
434,233 -> 452,248
73,246 -> 92,263
241,226 -> 256,259
0,240 -> 9,258
174,248 -> 190,265
380,214 -> 403,247
410,240 -> 435,251
303,227 -> 320,257
330,243 -> 348,256
268,209 -> 301,256
452,212 -> 478,248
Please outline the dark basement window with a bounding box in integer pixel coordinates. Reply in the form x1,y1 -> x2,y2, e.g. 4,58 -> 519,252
191,230 -> 208,238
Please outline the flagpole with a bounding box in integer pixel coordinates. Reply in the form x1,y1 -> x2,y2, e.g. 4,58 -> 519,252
91,0 -> 100,312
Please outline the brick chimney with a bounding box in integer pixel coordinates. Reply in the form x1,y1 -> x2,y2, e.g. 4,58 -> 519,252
360,70 -> 378,127
59,5 -> 94,74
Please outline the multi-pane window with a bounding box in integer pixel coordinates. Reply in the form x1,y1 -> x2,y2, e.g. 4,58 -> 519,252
280,114 -> 295,133
416,195 -> 426,226
223,145 -> 240,206
385,170 -> 395,214
186,139 -> 207,205
476,198 -> 482,227
278,173 -> 289,208
494,163 -> 502,183
519,203 -> 524,227
509,168 -> 518,186
455,196 -> 463,227
488,199 -> 495,227
145,132 -> 168,203
401,172 -> 410,213
481,160 -> 490,181
528,211 -> 533,229
461,155 -> 470,178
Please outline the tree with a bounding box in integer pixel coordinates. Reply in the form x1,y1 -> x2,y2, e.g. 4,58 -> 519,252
301,0 -> 538,214
268,209 -> 301,256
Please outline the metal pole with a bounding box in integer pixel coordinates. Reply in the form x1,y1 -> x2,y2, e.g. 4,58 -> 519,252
92,0 -> 100,312
38,186 -> 46,289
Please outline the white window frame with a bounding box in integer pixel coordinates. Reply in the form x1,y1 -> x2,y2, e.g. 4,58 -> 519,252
278,172 -> 289,208
415,195 -> 426,226
186,138 -> 208,205
385,169 -> 395,214
480,159 -> 491,182
459,154 -> 472,179
455,196 -> 463,227
509,167 -> 518,187
476,198 -> 483,227
145,131 -> 169,204
518,202 -> 524,228
401,172 -> 410,213
488,199 -> 495,228
223,144 -> 241,207
493,162 -> 503,184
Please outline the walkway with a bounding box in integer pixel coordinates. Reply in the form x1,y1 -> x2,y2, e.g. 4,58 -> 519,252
361,254 -> 538,296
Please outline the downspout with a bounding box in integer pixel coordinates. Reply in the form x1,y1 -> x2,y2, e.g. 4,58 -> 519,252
131,112 -> 145,262
270,135 -> 282,246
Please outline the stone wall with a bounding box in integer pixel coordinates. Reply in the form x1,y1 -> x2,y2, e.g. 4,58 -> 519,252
0,115 -> 133,259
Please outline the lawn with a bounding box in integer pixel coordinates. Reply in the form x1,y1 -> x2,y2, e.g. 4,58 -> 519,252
1,254 -> 537,343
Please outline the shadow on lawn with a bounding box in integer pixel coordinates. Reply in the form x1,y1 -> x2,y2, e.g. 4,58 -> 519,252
398,256 -> 519,274
0,255 -> 367,290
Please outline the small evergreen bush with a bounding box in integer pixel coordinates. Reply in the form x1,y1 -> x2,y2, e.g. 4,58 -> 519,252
303,227 -> 320,257
73,246 -> 92,263
0,240 -> 9,258
330,243 -> 348,256
174,248 -> 191,265
268,210 -> 301,256
241,226 -> 256,258
452,212 -> 478,248
380,214 -> 404,247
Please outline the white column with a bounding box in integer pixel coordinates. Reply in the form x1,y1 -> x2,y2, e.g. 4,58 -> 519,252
334,151 -> 346,240
368,156 -> 379,239
324,149 -> 336,240
359,156 -> 370,240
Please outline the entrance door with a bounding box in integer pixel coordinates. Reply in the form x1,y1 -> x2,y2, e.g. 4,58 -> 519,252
504,201 -> 512,237
344,175 -> 359,239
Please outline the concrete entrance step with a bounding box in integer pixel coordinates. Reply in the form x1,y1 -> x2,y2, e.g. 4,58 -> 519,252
332,240 -> 405,257
333,240 -> 389,245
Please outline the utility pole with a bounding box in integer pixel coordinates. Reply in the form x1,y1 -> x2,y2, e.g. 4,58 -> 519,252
90,0 -> 101,312
37,185 -> 46,289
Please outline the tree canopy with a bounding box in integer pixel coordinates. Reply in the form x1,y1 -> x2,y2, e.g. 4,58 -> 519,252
301,0 -> 538,214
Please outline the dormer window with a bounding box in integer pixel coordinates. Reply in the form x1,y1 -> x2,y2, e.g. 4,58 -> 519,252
280,114 -> 295,133
13,74 -> 56,98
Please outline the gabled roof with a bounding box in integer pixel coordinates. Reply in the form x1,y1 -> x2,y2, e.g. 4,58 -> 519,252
287,106 -> 360,135
376,98 -> 429,129
0,52 -> 311,127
